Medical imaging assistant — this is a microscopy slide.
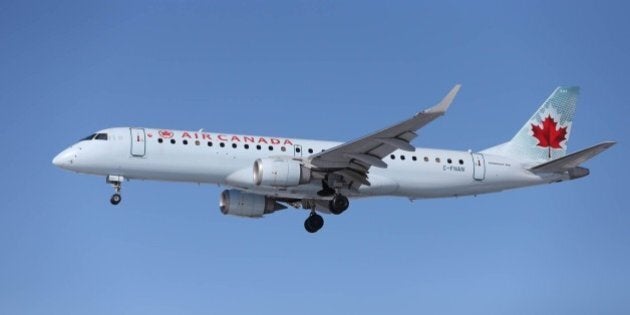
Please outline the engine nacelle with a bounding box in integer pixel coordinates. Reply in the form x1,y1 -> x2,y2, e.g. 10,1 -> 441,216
253,158 -> 311,187
219,189 -> 286,218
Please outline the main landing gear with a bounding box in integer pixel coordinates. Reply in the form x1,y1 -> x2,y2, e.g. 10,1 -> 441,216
106,175 -> 124,205
304,211 -> 324,233
329,194 -> 349,215
302,193 -> 350,233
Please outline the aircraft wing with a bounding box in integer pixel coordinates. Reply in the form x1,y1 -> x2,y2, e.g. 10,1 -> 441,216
307,85 -> 461,188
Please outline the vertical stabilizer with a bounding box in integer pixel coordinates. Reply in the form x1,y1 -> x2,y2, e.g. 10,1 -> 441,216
482,87 -> 579,163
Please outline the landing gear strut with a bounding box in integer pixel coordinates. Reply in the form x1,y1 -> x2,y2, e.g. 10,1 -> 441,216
317,180 -> 335,197
304,211 -> 324,233
106,175 -> 124,205
317,178 -> 349,215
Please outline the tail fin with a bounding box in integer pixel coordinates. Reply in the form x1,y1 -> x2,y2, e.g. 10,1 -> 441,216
482,86 -> 579,163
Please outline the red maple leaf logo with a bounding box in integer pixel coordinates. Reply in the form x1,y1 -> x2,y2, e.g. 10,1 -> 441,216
531,115 -> 567,158
158,130 -> 174,139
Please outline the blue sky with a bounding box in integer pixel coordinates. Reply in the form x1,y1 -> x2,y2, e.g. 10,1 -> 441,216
1,1 -> 628,314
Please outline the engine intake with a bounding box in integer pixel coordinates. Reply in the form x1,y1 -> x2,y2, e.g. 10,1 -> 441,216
253,158 -> 311,187
219,189 -> 286,217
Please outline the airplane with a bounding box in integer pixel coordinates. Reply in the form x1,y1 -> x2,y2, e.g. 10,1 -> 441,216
52,85 -> 615,233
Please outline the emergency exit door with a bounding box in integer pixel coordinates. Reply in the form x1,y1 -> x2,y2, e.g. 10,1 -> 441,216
130,127 -> 146,157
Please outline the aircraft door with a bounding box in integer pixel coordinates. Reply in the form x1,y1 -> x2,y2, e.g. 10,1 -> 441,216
294,144 -> 303,157
130,127 -> 146,157
471,152 -> 485,181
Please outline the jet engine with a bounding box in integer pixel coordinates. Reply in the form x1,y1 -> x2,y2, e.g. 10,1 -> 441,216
219,189 -> 286,217
253,158 -> 311,187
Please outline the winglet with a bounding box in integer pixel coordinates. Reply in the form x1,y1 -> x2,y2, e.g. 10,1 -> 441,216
424,84 -> 461,114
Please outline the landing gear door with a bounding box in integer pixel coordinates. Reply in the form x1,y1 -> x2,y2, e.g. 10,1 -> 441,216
294,144 -> 303,157
472,152 -> 485,181
130,127 -> 146,157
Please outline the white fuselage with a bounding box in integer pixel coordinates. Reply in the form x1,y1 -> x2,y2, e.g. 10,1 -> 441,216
53,127 -> 567,201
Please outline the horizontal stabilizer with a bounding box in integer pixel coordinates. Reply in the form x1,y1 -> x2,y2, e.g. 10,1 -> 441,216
530,141 -> 616,173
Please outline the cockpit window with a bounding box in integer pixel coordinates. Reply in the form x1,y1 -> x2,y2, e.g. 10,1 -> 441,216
94,133 -> 108,140
81,134 -> 96,141
80,133 -> 108,141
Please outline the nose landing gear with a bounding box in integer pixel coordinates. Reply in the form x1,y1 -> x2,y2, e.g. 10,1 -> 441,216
110,192 -> 121,205
106,175 -> 124,205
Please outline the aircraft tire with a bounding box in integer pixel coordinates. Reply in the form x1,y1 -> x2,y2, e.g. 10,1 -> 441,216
329,194 -> 349,215
304,213 -> 324,233
110,193 -> 122,205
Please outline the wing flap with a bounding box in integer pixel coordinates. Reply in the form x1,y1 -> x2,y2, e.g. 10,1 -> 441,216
344,153 -> 388,168
375,137 -> 416,152
334,169 -> 371,186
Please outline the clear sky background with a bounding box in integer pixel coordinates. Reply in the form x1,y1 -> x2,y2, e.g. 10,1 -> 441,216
1,1 -> 628,314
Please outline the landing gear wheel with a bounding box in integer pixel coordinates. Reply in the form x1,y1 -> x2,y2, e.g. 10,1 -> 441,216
304,213 -> 324,233
329,194 -> 349,215
110,193 -> 122,205
106,175 -> 124,206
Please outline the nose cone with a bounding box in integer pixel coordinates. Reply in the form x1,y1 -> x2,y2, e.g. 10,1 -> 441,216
52,148 -> 76,169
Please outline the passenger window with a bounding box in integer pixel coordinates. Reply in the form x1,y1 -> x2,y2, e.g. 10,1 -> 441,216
424,157 -> 429,162
207,141 -> 213,147
158,138 -> 163,144
195,140 -> 200,146
459,159 -> 464,165
447,158 -> 452,164
281,146 -> 286,152
220,143 -> 225,148
269,146 -> 274,151
244,144 -> 250,149
94,133 -> 108,140
296,147 -> 301,153
390,154 -> 395,160
308,148 -> 313,154
400,155 -> 405,160
256,145 -> 261,150
435,157 -> 441,163
183,140 -> 188,145
170,139 -> 176,144
412,156 -> 417,161
232,143 -> 237,148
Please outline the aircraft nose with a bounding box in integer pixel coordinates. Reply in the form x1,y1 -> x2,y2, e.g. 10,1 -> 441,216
52,148 -> 76,168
